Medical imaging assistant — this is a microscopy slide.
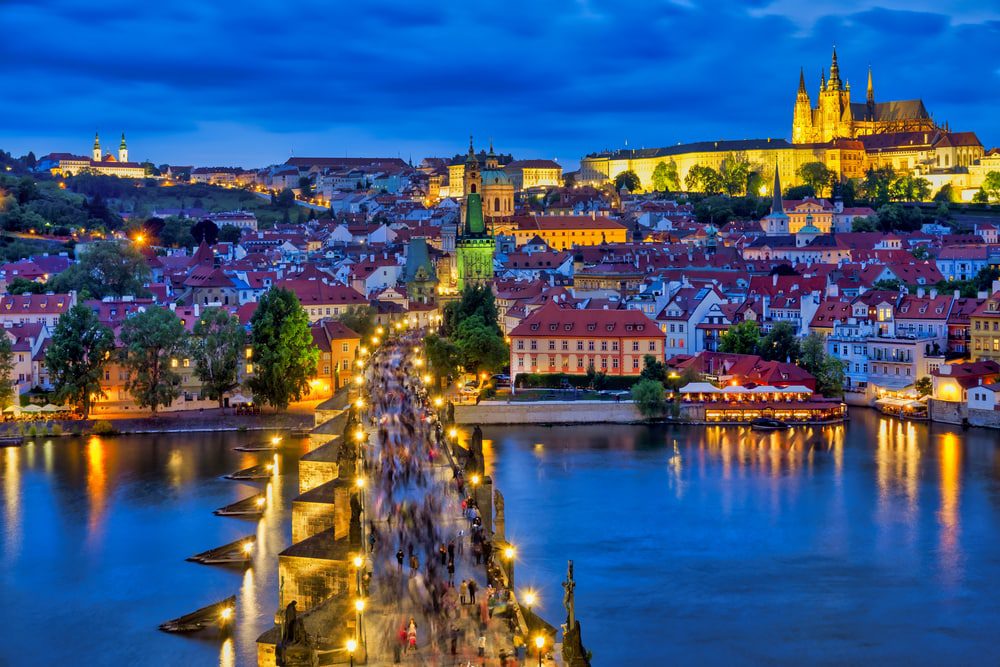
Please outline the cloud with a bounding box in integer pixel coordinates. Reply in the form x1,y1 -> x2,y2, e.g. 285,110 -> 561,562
0,0 -> 996,167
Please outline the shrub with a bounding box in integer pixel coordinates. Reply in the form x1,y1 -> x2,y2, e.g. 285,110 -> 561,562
27,424 -> 38,438
92,420 -> 116,435
631,379 -> 667,419
52,423 -> 63,436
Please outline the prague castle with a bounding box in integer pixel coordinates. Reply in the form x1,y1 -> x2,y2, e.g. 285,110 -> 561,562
792,48 -> 934,143
580,48 -> 987,200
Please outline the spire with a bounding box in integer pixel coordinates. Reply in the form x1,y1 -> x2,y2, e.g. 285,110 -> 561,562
488,137 -> 494,155
468,135 -> 474,156
798,68 -> 807,94
771,164 -> 783,215
866,65 -> 874,104
119,132 -> 127,149
93,132 -> 100,148
820,68 -> 826,92
828,46 -> 841,90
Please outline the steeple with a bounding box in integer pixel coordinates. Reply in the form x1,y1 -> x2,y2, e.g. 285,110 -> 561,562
467,135 -> 476,161
798,68 -> 807,95
771,164 -> 783,214
820,68 -> 826,92
92,131 -> 102,162
118,132 -> 128,163
827,46 -> 841,90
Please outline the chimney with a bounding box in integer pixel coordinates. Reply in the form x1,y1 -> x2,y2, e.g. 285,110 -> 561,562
917,287 -> 925,298
930,288 -> 938,299
954,290 -> 960,299
772,274 -> 778,287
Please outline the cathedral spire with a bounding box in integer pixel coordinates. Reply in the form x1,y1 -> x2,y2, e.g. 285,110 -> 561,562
820,68 -> 826,92
468,135 -> 475,157
771,164 -> 783,215
828,46 -> 841,90
866,66 -> 874,104
798,68 -> 807,94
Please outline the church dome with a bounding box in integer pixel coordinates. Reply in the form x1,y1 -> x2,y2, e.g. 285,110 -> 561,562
480,169 -> 511,185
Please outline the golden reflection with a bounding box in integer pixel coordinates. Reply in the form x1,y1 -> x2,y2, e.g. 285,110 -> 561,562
938,432 -> 962,584
482,438 -> 495,478
3,447 -> 21,563
24,440 -> 35,468
86,436 -> 108,544
219,636 -> 235,667
875,417 -> 921,513
43,439 -> 53,473
166,449 -> 184,488
238,566 -> 258,646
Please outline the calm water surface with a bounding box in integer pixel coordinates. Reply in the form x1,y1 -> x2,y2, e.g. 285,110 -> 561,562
486,409 -> 1000,666
0,430 -> 306,667
3,411 -> 1000,666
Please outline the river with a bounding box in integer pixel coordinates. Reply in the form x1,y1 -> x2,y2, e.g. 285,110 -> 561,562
2,411 -> 999,665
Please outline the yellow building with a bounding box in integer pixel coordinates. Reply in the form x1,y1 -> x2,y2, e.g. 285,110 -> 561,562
497,213 -> 628,250
505,159 -> 563,190
970,291 -> 1000,361
47,132 -> 145,178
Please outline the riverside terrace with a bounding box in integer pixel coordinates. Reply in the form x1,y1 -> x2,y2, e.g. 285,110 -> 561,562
678,383 -> 847,423
256,336 -> 589,666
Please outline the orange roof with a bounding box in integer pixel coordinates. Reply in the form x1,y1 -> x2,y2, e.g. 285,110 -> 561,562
509,303 -> 663,338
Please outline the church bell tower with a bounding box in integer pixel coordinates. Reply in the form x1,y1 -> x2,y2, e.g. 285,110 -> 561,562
118,132 -> 128,163
92,132 -> 102,162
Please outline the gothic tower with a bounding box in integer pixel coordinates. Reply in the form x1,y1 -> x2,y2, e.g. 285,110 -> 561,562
791,68 -> 813,144
455,189 -> 495,292
92,132 -> 102,161
118,132 -> 128,163
866,66 -> 875,121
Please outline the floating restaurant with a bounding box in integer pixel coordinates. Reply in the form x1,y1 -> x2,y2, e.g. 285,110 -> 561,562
679,382 -> 847,424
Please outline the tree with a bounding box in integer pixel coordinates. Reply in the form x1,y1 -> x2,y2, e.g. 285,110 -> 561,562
45,304 -> 115,417
425,333 -> 459,381
915,376 -> 933,398
639,354 -> 667,383
832,179 -> 857,206
933,184 -> 959,203
982,171 -> 1000,203
631,379 -> 666,418
120,307 -> 187,414
875,203 -> 924,232
760,322 -> 800,362
851,216 -> 878,232
337,305 -> 376,340
190,308 -> 245,409
614,170 -> 640,193
247,288 -> 318,410
799,333 -> 844,398
191,219 -> 219,245
719,153 -> 751,196
454,314 -> 508,375
0,336 -> 14,411
889,175 -> 932,202
911,245 -> 931,260
797,162 -> 834,197
275,188 -> 296,208
298,176 -> 314,198
872,278 -> 905,292
443,285 -> 500,338
693,195 -> 734,225
685,165 -> 722,194
651,160 -> 679,192
784,184 -> 816,199
7,277 -> 45,295
218,224 -> 243,244
48,240 -> 151,299
860,167 -> 895,206
562,172 -> 576,188
718,321 -> 760,355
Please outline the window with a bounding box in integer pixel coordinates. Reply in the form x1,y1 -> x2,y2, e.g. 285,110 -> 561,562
246,363 -> 253,374
530,340 -> 537,351
517,340 -> 524,350
632,357 -> 639,369
342,343 -> 349,353
576,341 -> 583,351
548,341 -> 555,351
632,341 -> 639,351
600,341 -> 608,351
561,340 -> 568,351
588,341 -> 595,351
649,341 -> 656,351
612,341 -> 619,351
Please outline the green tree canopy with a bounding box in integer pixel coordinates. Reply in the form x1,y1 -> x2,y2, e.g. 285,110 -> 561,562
631,379 -> 666,418
982,171 -> 1000,203
0,336 -> 14,411
640,354 -> 667,383
218,224 -> 243,244
860,167 -> 895,206
121,307 -> 187,414
685,165 -> 722,194
719,153 -> 751,196
7,277 -> 45,295
614,170 -> 641,193
247,288 -> 318,410
797,162 -> 835,196
191,308 -> 246,409
718,320 -> 760,355
651,160 -> 680,192
889,175 -> 932,202
48,240 -> 151,299
44,304 -> 115,417
443,285 -> 500,337
453,314 -> 508,375
784,184 -> 816,199
425,332 -> 460,381
760,322 -> 800,362
799,333 -> 844,397
337,305 -> 376,340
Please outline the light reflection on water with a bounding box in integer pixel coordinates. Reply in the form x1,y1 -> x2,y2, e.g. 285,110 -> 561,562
0,430 -> 303,667
486,409 -> 1000,666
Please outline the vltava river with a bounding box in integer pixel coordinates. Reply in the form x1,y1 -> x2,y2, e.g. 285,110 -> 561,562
486,409 -> 1000,666
2,410 -> 1000,665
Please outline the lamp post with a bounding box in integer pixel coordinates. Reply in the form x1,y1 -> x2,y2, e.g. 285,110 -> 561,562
352,555 -> 364,595
534,635 -> 545,667
523,589 -> 536,613
346,638 -> 357,667
504,545 -> 516,588
354,598 -> 366,650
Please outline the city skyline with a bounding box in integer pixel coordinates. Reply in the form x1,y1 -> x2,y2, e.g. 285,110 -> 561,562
1,0 -> 998,168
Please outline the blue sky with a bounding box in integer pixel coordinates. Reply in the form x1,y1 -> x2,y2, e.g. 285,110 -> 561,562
0,0 -> 997,169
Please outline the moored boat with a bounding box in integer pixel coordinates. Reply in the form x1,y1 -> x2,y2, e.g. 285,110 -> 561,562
234,435 -> 283,452
750,417 -> 790,431
159,595 -> 236,636
224,462 -> 274,480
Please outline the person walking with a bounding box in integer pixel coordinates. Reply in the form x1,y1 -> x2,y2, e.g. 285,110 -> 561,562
396,547 -> 404,573
447,559 -> 455,585
450,625 -> 460,656
409,553 -> 419,577
477,634 -> 486,658
439,543 -> 448,566
467,578 -> 478,605
459,579 -> 469,605
407,617 -> 418,653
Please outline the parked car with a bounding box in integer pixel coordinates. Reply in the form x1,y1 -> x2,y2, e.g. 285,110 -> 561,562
492,374 -> 511,387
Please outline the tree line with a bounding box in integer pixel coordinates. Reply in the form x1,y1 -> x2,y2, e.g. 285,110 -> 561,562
39,287 -> 317,417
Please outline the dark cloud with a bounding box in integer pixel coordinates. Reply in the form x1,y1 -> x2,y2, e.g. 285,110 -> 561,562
0,0 -> 996,167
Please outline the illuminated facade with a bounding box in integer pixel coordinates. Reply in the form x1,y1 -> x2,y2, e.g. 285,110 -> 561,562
46,132 -> 145,178
455,140 -> 495,291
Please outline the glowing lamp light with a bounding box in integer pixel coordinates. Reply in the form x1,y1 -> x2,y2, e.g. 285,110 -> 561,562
352,555 -> 364,568
504,546 -> 515,561
346,639 -> 357,654
371,336 -> 380,345
534,635 -> 545,649
271,436 -> 281,445
220,606 -> 234,621
448,428 -> 458,439
433,397 -> 444,408
354,599 -> 365,612
256,497 -> 266,507
354,375 -> 364,386
355,360 -> 364,368
376,326 -> 385,335
355,477 -> 365,489
523,590 -> 536,607
423,374 -> 432,384
242,541 -> 254,554
355,397 -> 365,409
471,474 -> 480,486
